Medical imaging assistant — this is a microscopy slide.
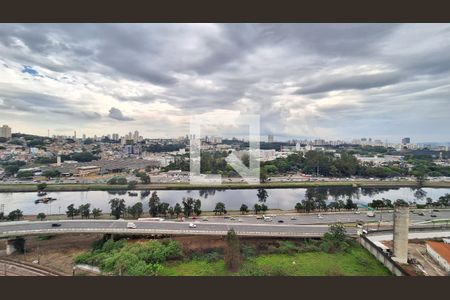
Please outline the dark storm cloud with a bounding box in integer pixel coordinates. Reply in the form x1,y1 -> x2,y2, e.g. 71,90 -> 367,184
108,107 -> 134,121
296,71 -> 405,95
0,88 -> 101,120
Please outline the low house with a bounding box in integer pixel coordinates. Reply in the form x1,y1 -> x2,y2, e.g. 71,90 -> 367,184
76,166 -> 100,177
426,241 -> 450,273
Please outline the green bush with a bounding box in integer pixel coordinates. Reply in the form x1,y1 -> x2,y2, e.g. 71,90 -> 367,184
74,239 -> 182,276
241,245 -> 255,259
278,241 -> 299,254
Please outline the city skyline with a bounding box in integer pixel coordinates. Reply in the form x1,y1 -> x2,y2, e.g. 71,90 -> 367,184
1,24 -> 450,142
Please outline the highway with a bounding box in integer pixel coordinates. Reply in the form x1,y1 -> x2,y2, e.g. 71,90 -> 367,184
1,210 -> 449,239
186,210 -> 450,225
0,219 -> 351,238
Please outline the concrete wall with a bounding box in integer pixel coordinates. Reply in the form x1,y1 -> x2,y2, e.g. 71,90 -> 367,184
393,206 -> 409,263
6,237 -> 25,255
359,235 -> 408,276
426,244 -> 450,273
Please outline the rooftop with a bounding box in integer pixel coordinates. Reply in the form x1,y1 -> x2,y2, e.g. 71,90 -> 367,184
426,241 -> 450,263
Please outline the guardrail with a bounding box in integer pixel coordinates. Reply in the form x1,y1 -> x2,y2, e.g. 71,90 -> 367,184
0,227 -> 327,238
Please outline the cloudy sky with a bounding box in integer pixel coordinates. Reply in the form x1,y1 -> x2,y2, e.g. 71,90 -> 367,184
0,23 -> 449,142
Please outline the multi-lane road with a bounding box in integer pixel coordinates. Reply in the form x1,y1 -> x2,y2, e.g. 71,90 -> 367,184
1,210 -> 449,239
0,219 -> 345,238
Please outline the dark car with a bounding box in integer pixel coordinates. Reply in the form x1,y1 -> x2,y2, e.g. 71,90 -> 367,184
278,220 -> 284,223
51,223 -> 62,227
430,214 -> 437,218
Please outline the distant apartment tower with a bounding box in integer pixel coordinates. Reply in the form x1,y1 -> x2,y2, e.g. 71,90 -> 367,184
268,134 -> 274,143
133,130 -> 140,142
112,133 -> 119,141
0,125 -> 12,139
401,137 -> 411,145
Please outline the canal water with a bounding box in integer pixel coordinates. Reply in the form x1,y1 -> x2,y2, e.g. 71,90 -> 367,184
1,187 -> 449,216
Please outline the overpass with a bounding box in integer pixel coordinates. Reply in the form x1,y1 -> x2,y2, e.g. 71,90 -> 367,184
0,219 -> 342,240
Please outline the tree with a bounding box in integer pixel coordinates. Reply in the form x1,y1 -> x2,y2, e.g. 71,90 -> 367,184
0,212 -> 4,221
135,172 -> 150,184
127,180 -> 138,189
345,199 -> 356,210
213,202 -> 227,215
301,199 -> 315,212
193,199 -> 202,216
42,170 -> 61,179
240,204 -> 249,214
394,199 -> 409,207
4,165 -> 20,176
109,198 -> 126,219
149,192 -> 161,217
182,197 -> 195,217
256,188 -> 268,203
322,223 -> 348,253
254,203 -> 262,214
224,229 -> 241,272
168,206 -> 175,218
66,204 -> 79,219
127,202 -> 143,219
337,200 -> 345,212
158,202 -> 170,217
174,203 -> 182,218
17,170 -> 33,179
108,176 -> 127,185
79,203 -> 91,219
7,209 -> 23,221
260,168 -> 268,183
294,202 -> 304,212
37,183 -> 48,191
92,208 -> 102,219
261,203 -> 268,213
37,212 -> 46,221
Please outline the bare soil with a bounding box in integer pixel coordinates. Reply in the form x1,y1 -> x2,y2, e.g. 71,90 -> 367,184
3,234 -> 102,275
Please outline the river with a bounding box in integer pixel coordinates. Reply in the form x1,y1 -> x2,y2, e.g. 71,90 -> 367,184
1,187 -> 449,215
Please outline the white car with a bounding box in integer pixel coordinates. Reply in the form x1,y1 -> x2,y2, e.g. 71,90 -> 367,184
238,218 -> 243,222
317,214 -> 324,219
189,223 -> 197,228
127,222 -> 137,229
290,217 -> 297,220
354,211 -> 361,214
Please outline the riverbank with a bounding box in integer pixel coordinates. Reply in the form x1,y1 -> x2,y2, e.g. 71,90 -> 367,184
1,180 -> 450,192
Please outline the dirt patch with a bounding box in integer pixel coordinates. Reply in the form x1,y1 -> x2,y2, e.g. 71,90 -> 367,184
4,234 -> 102,275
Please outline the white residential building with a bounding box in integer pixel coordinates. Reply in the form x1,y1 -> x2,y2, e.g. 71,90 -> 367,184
0,125 -> 12,139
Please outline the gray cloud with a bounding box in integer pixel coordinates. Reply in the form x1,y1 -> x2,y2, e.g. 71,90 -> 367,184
0,24 -> 449,142
296,71 -> 405,95
108,107 -> 134,121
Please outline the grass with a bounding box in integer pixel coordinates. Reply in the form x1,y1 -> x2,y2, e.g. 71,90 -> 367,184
159,245 -> 391,276
1,180 -> 450,192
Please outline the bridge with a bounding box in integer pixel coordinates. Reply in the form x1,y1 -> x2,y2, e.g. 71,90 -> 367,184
1,219 -> 345,254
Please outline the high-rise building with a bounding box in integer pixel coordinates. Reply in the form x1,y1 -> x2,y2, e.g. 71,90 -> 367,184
112,133 -> 119,141
0,125 -> 12,139
401,137 -> 411,145
133,130 -> 139,142
268,134 -> 274,143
